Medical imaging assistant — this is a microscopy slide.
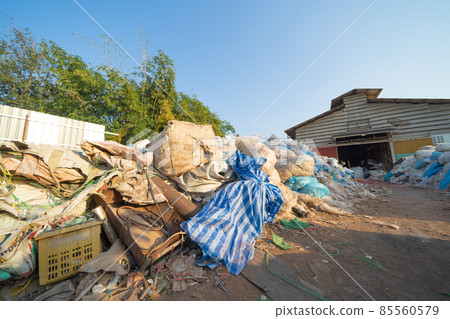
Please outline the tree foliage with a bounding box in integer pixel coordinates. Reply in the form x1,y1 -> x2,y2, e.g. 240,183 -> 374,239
0,23 -> 235,142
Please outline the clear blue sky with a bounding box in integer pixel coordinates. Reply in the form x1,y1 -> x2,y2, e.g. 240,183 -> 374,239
1,1 -> 449,137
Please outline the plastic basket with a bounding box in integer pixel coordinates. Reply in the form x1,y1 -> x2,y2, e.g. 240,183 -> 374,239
35,221 -> 102,286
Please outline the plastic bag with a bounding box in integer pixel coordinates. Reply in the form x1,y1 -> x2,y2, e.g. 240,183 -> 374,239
415,159 -> 429,169
430,151 -> 443,160
287,176 -> 330,198
352,167 -> 365,179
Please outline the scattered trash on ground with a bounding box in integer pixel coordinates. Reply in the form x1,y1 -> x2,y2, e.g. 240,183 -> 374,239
0,120 -> 401,301
383,144 -> 450,190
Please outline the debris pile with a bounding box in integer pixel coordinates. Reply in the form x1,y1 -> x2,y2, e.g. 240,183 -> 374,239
0,120 -> 386,301
383,144 -> 450,190
350,159 -> 388,180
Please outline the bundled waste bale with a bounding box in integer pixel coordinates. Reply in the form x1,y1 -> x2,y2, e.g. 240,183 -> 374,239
368,170 -> 387,180
109,170 -> 166,205
235,137 -> 281,185
215,136 -> 237,160
438,152 -> 450,166
171,159 -> 236,196
2,142 -> 102,198
287,176 -> 330,198
297,193 -> 351,216
414,145 -> 435,159
149,120 -> 218,177
277,184 -> 299,219
384,145 -> 450,190
276,154 -> 315,183
352,167 -> 365,179
265,134 -> 303,157
436,143 -> 450,152
81,140 -> 151,172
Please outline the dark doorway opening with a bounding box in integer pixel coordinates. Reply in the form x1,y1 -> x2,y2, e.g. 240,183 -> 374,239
337,142 -> 393,170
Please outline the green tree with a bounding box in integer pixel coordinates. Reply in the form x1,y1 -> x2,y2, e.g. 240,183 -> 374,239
0,25 -> 53,110
0,22 -> 235,142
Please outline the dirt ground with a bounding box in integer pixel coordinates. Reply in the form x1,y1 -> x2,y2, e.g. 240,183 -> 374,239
158,181 -> 450,301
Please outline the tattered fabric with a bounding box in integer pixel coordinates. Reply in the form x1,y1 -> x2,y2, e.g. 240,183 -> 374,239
181,150 -> 283,275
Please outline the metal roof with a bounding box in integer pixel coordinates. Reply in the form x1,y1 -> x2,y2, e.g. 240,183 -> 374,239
285,88 -> 450,139
330,88 -> 382,109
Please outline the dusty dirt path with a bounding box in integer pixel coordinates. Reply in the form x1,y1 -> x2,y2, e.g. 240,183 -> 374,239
159,182 -> 450,301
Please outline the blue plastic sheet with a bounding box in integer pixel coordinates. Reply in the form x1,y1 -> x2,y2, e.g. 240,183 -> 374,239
181,151 -> 283,275
287,176 -> 330,198
424,163 -> 443,178
439,169 -> 450,190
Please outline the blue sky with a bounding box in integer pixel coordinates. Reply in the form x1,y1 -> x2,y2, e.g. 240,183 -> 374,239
1,1 -> 449,137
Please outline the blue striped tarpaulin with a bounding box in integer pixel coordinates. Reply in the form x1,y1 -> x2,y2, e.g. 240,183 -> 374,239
181,150 -> 283,275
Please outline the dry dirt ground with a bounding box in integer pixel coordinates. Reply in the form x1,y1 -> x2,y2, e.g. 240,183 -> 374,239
158,181 -> 450,301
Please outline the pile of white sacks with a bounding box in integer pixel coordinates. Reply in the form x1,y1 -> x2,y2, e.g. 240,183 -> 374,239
133,121 -> 378,220
214,134 -> 374,218
384,143 -> 450,190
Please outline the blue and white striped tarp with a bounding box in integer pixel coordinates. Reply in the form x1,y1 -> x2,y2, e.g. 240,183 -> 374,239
181,150 -> 283,275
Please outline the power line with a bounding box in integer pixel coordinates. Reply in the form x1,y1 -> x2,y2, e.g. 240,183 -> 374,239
72,0 -> 199,124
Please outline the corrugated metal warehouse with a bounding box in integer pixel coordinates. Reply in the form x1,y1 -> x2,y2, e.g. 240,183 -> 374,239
285,88 -> 450,169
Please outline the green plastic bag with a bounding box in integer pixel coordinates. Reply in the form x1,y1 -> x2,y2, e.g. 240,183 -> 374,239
0,269 -> 11,281
280,218 -> 310,230
272,233 -> 292,250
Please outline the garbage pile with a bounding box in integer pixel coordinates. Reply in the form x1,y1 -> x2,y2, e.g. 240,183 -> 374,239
383,144 -> 450,190
350,159 -> 388,180
0,120 -> 379,300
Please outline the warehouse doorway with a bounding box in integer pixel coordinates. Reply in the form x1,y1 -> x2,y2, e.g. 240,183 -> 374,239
337,141 -> 393,171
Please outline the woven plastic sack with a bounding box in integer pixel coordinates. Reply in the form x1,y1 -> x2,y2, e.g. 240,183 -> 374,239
278,184 -> 298,215
436,143 -> 450,152
414,149 -> 434,159
172,159 -> 236,194
438,152 -> 450,165
276,154 -> 315,183
151,121 -> 218,177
